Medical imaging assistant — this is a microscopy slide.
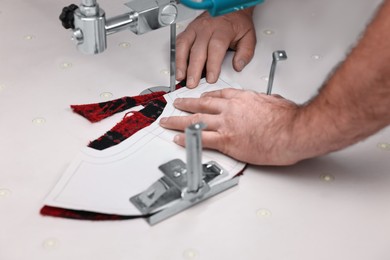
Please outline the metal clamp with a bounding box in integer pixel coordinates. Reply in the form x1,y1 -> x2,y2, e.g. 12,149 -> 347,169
63,0 -> 194,55
140,22 -> 176,94
130,122 -> 240,225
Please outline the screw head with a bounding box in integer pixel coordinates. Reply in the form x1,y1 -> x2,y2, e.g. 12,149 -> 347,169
273,50 -> 288,61
71,29 -> 83,42
159,4 -> 178,26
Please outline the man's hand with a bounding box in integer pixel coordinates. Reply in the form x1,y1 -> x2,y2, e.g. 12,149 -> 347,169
163,1 -> 390,166
159,88 -> 302,165
176,8 -> 256,88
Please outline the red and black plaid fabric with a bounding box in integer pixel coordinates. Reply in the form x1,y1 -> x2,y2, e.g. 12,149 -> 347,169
88,96 -> 166,150
41,82 -> 186,220
40,205 -> 141,221
70,91 -> 166,123
41,74 -> 227,221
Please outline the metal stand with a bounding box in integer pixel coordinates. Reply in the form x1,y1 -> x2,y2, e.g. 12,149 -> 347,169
60,0 -> 194,94
130,122 -> 240,225
266,50 -> 287,95
140,23 -> 177,94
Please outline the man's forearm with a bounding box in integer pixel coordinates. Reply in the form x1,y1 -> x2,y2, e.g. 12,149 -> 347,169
161,1 -> 389,166
292,0 -> 390,160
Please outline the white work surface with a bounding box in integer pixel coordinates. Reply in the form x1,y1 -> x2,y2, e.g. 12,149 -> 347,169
0,0 -> 389,259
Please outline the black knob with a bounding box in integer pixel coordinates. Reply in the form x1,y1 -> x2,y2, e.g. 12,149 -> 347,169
59,4 -> 79,29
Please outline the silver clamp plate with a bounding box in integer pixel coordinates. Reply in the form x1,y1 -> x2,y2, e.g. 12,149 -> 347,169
130,123 -> 240,225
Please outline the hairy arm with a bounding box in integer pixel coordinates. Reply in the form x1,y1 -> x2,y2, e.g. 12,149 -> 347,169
291,0 -> 390,161
160,1 -> 390,165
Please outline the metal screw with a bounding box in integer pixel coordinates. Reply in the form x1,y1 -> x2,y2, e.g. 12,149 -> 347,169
159,4 -> 178,26
72,29 -> 83,42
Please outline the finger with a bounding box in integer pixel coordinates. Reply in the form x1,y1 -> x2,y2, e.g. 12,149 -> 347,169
206,31 -> 231,83
232,31 -> 256,72
159,114 -> 220,131
176,30 -> 196,81
173,96 -> 227,114
172,131 -> 224,153
186,32 -> 212,88
201,88 -> 242,99
271,94 -> 284,99
201,131 -> 225,152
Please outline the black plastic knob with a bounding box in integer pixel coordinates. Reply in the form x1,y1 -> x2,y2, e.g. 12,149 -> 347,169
59,4 -> 79,29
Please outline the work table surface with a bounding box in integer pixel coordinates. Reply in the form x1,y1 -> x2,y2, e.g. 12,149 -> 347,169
0,0 -> 389,259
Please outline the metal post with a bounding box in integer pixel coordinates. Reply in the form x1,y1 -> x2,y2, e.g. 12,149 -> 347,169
185,123 -> 206,193
266,50 -> 288,95
266,59 -> 277,95
170,23 -> 177,92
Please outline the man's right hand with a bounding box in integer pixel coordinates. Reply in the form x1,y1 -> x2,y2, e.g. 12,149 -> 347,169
176,8 -> 257,88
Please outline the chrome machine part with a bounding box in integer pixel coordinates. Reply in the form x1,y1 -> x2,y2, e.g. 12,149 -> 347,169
185,123 -> 206,193
72,0 -> 107,54
61,0 -> 193,55
124,0 -> 178,35
266,50 -> 288,95
139,22 -> 177,95
169,23 -> 176,92
130,122 -> 239,225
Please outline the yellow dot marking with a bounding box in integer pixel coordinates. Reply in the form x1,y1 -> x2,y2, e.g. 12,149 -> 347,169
24,35 -> 34,40
0,189 -> 11,198
100,92 -> 113,99
119,42 -> 131,48
43,238 -> 59,249
160,69 -> 170,75
263,29 -> 275,35
183,249 -> 198,259
256,208 -> 272,217
61,62 -> 72,69
320,174 -> 335,182
32,117 -> 46,125
377,143 -> 390,151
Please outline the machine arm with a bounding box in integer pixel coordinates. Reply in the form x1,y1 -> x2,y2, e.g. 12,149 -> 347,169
59,0 -> 265,54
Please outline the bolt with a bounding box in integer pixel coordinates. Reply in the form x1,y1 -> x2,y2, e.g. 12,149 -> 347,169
72,29 -> 83,42
159,4 -> 178,26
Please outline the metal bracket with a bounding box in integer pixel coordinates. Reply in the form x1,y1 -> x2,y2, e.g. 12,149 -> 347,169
266,50 -> 287,95
130,123 -> 240,225
64,0 -> 194,54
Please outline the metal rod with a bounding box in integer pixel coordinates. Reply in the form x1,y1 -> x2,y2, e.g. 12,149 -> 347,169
105,12 -> 137,35
266,50 -> 288,95
170,23 -> 176,92
266,59 -> 277,95
185,123 -> 206,193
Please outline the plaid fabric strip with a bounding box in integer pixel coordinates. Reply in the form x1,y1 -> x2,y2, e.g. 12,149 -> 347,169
41,76 -> 207,220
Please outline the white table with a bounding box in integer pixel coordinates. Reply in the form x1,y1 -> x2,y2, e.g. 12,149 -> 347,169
1,0 -> 389,259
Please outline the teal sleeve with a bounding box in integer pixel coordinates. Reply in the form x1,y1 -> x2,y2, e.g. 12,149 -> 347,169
180,0 -> 265,16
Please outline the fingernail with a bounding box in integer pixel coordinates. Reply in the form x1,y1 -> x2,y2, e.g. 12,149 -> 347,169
159,117 -> 167,124
173,135 -> 180,143
173,98 -> 182,105
187,76 -> 194,87
236,60 -> 246,71
207,72 -> 216,83
176,69 -> 184,80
